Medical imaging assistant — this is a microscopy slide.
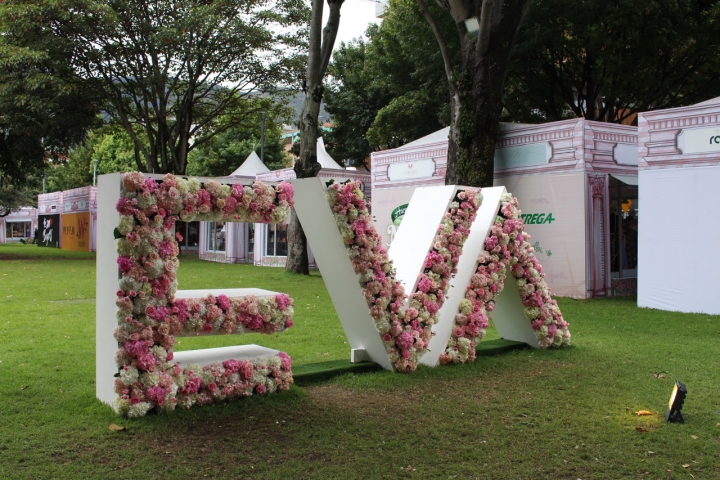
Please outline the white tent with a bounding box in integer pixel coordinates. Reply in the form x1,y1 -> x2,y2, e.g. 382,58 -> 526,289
228,151 -> 270,177
316,137 -> 344,169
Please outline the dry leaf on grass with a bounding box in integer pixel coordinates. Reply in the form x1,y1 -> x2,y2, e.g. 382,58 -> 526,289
108,423 -> 126,432
636,426 -> 649,432
691,435 -> 698,439
683,464 -> 691,468
635,410 -> 653,416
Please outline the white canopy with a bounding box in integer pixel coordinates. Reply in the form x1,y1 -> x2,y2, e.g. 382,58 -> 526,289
695,96 -> 720,106
317,137 -> 344,169
403,127 -> 450,148
229,151 -> 270,177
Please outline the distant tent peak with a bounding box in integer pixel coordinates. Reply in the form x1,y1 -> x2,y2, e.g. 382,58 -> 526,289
228,151 -> 270,177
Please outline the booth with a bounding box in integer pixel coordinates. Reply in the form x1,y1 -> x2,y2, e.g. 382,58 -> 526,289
637,96 -> 720,314
254,138 -> 371,268
0,207 -> 37,244
371,119 -> 639,299
37,186 -> 98,251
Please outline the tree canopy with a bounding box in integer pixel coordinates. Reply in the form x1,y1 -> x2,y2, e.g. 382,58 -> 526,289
325,0 -> 720,172
0,5 -> 100,184
1,0 -> 309,175
186,116 -> 289,177
324,1 -> 454,165
504,0 -> 720,123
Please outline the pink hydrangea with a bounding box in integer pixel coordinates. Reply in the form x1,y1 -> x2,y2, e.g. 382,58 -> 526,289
145,386 -> 166,405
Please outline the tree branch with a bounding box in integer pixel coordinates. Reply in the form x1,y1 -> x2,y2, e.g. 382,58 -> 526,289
318,0 -> 345,79
415,0 -> 454,84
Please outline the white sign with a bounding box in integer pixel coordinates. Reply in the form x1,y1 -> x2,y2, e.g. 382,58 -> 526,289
387,158 -> 436,181
494,143 -> 552,170
677,126 -> 720,155
613,143 -> 638,165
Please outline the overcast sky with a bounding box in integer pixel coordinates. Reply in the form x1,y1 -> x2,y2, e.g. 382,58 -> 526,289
323,0 -> 382,49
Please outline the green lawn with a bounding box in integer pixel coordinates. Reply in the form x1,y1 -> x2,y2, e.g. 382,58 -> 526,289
1,243 -> 719,479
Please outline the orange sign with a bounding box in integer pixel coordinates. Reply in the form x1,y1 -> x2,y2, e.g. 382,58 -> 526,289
61,212 -> 91,252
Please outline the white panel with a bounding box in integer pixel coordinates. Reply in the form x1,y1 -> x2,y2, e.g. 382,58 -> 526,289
291,178 -> 393,369
174,288 -> 278,299
638,166 -> 720,314
173,345 -> 279,367
490,274 -> 541,347
421,186 -> 508,366
389,185 -> 457,293
96,173 -> 123,406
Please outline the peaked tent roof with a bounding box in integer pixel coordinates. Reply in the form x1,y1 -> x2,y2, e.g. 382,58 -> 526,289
695,96 -> 720,106
403,127 -> 450,148
229,151 -> 270,177
317,137 -> 344,169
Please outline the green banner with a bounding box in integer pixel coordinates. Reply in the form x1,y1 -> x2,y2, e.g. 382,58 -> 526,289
391,204 -> 408,226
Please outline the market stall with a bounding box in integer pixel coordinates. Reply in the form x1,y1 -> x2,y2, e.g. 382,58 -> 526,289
371,119 -> 639,299
37,186 -> 97,251
0,207 -> 37,244
637,97 -> 720,314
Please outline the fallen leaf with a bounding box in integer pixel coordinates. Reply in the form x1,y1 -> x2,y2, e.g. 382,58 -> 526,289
636,426 -> 649,432
691,435 -> 698,439
683,464 -> 691,468
647,451 -> 655,454
108,423 -> 126,432
19,385 -> 28,390
635,410 -> 653,416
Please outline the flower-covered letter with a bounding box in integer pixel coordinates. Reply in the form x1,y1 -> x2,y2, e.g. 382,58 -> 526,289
101,172 -> 296,417
441,193 -> 571,364
325,181 -> 482,372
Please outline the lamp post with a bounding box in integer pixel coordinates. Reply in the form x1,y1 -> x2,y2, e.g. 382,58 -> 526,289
92,159 -> 99,187
259,110 -> 267,163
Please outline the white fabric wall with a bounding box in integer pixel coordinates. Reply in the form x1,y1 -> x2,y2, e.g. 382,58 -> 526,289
638,165 -> 720,314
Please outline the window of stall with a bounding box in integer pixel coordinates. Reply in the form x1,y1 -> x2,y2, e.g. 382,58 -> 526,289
176,221 -> 199,251
6,220 -> 32,239
609,176 -> 638,278
206,221 -> 226,252
264,223 -> 287,257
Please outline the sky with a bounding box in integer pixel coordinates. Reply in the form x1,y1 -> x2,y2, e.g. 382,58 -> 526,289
323,0 -> 382,49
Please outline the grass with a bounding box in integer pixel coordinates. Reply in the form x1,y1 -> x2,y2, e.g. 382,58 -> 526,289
1,243 -> 720,479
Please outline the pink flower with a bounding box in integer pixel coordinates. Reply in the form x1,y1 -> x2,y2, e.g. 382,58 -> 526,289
277,352 -> 292,371
275,293 -> 292,311
116,197 -> 138,216
417,276 -> 432,293
145,386 -> 166,405
395,331 -> 414,350
117,256 -> 134,273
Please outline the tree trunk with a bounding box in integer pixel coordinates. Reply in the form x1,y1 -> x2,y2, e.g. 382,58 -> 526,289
286,0 -> 344,275
417,0 -> 532,188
